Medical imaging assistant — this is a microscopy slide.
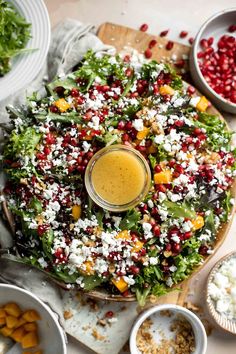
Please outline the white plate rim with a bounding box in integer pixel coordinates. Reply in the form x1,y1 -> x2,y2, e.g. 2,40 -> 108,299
0,0 -> 51,101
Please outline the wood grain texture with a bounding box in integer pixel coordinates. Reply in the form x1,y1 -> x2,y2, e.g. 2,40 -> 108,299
97,22 -> 190,73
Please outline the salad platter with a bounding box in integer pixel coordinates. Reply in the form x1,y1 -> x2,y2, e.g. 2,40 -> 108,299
1,23 -> 236,307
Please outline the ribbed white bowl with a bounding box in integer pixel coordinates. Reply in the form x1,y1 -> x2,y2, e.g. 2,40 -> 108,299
206,252 -> 236,334
0,0 -> 50,100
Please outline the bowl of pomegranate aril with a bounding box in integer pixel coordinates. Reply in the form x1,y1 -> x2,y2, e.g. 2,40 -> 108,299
190,8 -> 236,114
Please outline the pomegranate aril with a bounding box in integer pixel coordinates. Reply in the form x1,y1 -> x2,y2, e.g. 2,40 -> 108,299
200,38 -> 209,48
174,59 -> 185,68
140,23 -> 148,32
160,29 -> 169,37
179,30 -> 188,38
188,37 -> 194,45
149,39 -> 157,49
144,48 -> 152,59
228,24 -> 236,33
166,41 -> 174,50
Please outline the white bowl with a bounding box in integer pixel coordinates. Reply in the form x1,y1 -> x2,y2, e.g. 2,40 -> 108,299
206,252 -> 236,334
0,0 -> 51,101
0,284 -> 67,354
129,304 -> 207,354
189,8 -> 236,114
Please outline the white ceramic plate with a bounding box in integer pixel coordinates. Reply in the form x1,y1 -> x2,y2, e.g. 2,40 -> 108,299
0,0 -> 51,101
0,284 -> 67,354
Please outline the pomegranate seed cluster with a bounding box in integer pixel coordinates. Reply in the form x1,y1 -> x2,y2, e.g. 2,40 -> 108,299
197,27 -> 236,104
2,50 -> 236,304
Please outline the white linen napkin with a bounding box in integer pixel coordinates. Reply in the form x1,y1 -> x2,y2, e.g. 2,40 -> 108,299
0,18 -> 114,326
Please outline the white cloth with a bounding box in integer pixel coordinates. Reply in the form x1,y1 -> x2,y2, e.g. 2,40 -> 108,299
0,19 -> 114,326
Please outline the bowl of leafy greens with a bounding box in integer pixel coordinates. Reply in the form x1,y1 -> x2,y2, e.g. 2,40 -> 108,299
0,0 -> 50,100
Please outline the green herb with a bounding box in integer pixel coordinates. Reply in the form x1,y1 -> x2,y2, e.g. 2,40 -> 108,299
163,200 -> 196,219
0,0 -> 33,76
119,209 -> 141,231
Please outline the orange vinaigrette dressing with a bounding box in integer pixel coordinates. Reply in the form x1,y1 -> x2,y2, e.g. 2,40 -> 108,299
91,149 -> 146,205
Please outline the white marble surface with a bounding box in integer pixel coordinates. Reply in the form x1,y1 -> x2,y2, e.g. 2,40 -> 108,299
44,1 -> 236,353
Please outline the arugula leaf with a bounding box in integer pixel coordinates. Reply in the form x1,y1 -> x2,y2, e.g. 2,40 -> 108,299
163,200 -> 196,219
172,252 -> 202,283
0,0 -> 33,76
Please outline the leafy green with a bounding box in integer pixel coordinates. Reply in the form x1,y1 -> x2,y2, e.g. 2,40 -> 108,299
220,191 -> 232,223
163,200 -> 196,219
0,0 -> 33,76
193,112 -> 232,151
35,112 -> 82,124
119,209 -> 141,230
4,127 -> 41,158
30,197 -> 43,214
164,64 -> 183,90
172,252 -> 202,283
148,154 -> 157,169
82,275 -> 104,291
42,229 -> 54,259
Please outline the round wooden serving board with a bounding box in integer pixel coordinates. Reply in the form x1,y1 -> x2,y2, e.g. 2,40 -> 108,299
1,23 -> 235,307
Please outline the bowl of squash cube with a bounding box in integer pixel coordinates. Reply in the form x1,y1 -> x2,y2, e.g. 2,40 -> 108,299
0,284 -> 67,354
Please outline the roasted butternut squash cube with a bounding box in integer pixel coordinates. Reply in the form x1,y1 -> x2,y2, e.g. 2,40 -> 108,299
72,204 -> 82,221
0,317 -> 6,326
148,144 -> 158,154
0,308 -> 6,318
4,303 -> 21,318
10,326 -> 26,342
132,240 -> 144,253
192,215 -> 204,231
22,310 -> 41,323
196,96 -> 208,112
80,261 -> 95,276
15,317 -> 27,329
21,331 -> 39,349
54,98 -> 70,112
159,85 -> 175,96
154,170 -> 172,184
0,326 -> 14,337
116,230 -> 130,240
6,315 -> 18,329
24,322 -> 38,332
136,127 -> 150,140
112,277 -> 128,293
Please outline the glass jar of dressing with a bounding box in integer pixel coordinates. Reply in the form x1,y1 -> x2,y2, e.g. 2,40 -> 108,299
85,144 -> 151,212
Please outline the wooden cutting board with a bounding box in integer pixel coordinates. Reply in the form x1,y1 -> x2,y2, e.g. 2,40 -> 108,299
98,22 -> 190,75
97,22 -> 192,307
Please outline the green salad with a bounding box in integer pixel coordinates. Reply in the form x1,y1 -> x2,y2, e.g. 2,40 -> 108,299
1,50 -> 236,305
0,0 -> 32,76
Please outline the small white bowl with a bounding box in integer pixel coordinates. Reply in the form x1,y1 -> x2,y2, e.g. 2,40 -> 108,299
189,8 -> 236,114
0,284 -> 67,354
129,304 -> 207,354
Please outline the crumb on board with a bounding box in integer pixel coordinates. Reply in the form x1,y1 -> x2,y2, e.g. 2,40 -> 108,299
136,314 -> 195,354
63,310 -> 73,320
92,328 -> 107,341
184,301 -> 202,313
